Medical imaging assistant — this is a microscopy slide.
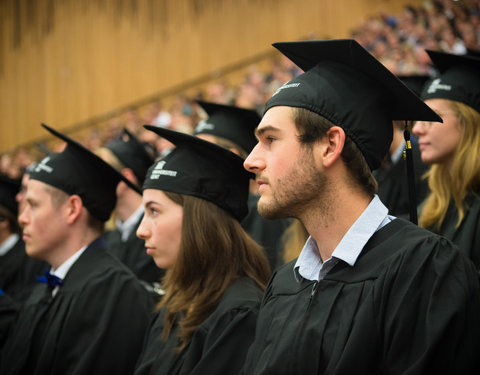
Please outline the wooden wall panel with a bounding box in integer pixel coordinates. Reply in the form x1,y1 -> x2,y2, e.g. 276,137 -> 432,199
0,0 -> 420,152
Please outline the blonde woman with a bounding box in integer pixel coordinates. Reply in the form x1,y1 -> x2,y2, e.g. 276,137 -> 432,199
413,50 -> 480,268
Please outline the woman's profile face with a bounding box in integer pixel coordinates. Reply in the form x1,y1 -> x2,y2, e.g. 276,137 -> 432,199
412,98 -> 463,167
137,189 -> 183,269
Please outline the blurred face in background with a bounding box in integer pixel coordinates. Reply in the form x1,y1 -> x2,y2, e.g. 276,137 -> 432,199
137,189 -> 183,269
412,98 -> 463,168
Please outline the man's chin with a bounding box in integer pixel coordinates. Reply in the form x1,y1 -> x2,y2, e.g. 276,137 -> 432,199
258,201 -> 287,220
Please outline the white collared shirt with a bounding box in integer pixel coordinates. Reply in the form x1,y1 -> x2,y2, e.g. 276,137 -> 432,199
294,195 -> 395,282
115,205 -> 144,242
0,233 -> 20,256
50,245 -> 87,297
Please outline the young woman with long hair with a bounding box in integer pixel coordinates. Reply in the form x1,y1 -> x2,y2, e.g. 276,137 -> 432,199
134,126 -> 271,375
413,50 -> 480,268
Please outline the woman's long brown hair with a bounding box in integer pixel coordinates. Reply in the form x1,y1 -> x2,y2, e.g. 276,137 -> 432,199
158,192 -> 271,351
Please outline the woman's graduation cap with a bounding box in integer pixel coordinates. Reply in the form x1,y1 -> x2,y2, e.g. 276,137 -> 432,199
265,39 -> 442,171
194,101 -> 261,154
421,50 -> 480,113
106,128 -> 155,185
29,124 -> 141,222
143,125 -> 253,221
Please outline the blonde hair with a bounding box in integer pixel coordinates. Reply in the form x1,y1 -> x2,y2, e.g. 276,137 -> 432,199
419,100 -> 480,230
281,219 -> 309,264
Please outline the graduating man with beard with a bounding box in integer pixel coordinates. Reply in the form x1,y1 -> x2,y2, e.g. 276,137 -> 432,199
240,39 -> 480,375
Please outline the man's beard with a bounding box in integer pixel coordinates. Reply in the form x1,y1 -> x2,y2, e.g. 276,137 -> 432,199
257,151 -> 328,220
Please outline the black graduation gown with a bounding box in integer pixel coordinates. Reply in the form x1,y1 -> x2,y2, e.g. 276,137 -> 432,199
374,146 -> 429,218
241,218 -> 480,375
135,277 -> 263,375
104,215 -> 165,285
435,192 -> 480,269
0,236 -> 153,375
0,237 -> 47,303
241,194 -> 291,271
0,293 -> 19,357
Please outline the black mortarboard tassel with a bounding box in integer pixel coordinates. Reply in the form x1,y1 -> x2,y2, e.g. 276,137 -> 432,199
264,39 -> 442,171
422,50 -> 480,114
194,101 -> 261,154
397,74 -> 431,224
0,175 -> 20,216
107,128 -> 155,185
29,124 -> 141,222
143,125 -> 253,221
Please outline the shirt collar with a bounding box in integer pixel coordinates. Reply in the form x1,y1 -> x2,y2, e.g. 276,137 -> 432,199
51,245 -> 88,280
0,234 -> 20,256
294,195 -> 392,282
116,205 -> 144,241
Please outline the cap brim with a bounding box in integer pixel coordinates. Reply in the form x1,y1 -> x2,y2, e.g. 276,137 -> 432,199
41,124 -> 141,195
426,49 -> 480,73
144,125 -> 248,164
272,39 -> 442,123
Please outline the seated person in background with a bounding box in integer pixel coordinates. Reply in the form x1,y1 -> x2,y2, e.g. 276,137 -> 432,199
98,128 -> 165,298
413,50 -> 480,269
134,126 -> 271,375
194,100 -> 291,271
0,124 -> 152,375
241,39 -> 480,375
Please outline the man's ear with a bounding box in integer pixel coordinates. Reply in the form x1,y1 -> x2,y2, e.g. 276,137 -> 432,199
321,126 -> 346,168
65,195 -> 83,225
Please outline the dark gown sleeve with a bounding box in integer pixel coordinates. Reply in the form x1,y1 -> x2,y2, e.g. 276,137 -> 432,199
335,235 -> 480,375
49,272 -> 153,375
241,220 -> 480,375
180,306 -> 260,375
0,293 -> 19,357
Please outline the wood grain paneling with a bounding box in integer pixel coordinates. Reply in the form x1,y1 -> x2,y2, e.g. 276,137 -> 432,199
0,0 -> 420,152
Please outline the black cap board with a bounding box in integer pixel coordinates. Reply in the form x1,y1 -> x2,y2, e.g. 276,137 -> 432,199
194,100 -> 261,154
397,75 -> 431,96
143,125 -> 253,221
0,175 -> 20,216
29,124 -> 141,222
265,39 -> 442,170
421,50 -> 480,114
106,128 -> 155,185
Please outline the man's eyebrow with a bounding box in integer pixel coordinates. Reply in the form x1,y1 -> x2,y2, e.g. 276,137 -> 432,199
254,125 -> 279,139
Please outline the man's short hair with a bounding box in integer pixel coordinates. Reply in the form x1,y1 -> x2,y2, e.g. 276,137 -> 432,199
292,107 -> 378,197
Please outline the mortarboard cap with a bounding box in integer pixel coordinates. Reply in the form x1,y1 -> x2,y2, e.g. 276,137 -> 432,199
397,75 -> 431,96
143,125 -> 253,221
194,101 -> 261,154
264,39 -> 442,170
466,48 -> 480,58
106,128 -> 155,185
421,50 -> 480,114
0,175 -> 20,216
29,124 -> 141,222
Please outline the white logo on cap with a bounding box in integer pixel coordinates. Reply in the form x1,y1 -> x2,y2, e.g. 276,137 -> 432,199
272,82 -> 301,97
427,78 -> 452,94
195,120 -> 215,133
35,156 -> 53,173
150,160 -> 177,179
